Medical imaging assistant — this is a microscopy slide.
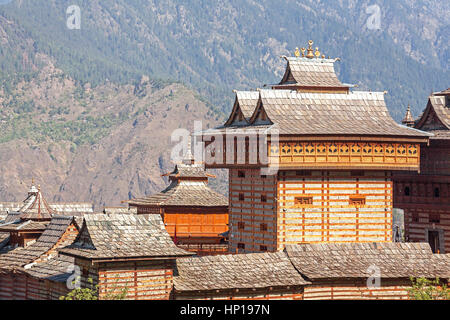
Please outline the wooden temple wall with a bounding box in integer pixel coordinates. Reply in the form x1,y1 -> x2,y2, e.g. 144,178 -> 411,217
164,209 -> 228,240
229,168 -> 278,253
303,280 -> 411,300
394,177 -> 450,253
277,171 -> 393,248
94,260 -> 175,300
0,271 -> 69,300
173,287 -> 304,300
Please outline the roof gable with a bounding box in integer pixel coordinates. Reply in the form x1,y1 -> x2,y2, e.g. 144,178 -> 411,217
59,214 -> 193,260
415,95 -> 450,131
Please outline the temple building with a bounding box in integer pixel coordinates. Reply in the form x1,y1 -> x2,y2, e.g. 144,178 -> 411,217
127,146 -> 229,255
201,40 -> 431,253
0,181 -> 93,251
394,89 -> 450,253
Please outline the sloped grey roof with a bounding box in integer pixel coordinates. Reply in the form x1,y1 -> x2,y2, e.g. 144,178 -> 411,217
59,214 -> 193,260
166,163 -> 211,180
415,93 -> 450,134
0,216 -> 76,268
129,180 -> 228,207
285,243 -> 450,280
279,57 -> 348,89
22,254 -> 75,283
236,91 -> 260,119
0,220 -> 48,232
174,251 -> 310,292
256,90 -> 431,137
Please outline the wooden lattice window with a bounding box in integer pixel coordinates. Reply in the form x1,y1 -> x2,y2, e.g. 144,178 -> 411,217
429,214 -> 440,223
350,196 -> 366,207
294,196 -> 313,207
260,223 -> 268,232
239,193 -> 245,201
260,245 -> 268,252
238,222 -> 245,230
261,195 -> 267,202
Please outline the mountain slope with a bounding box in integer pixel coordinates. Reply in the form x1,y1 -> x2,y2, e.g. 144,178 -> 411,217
0,0 -> 448,119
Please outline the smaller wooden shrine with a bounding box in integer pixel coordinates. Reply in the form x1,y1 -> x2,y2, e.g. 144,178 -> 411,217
59,214 -> 193,300
128,144 -> 229,255
0,215 -> 79,300
395,88 -> 450,253
0,183 -> 54,248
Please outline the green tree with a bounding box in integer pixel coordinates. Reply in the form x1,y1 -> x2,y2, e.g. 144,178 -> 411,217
407,277 -> 450,300
60,278 -> 128,300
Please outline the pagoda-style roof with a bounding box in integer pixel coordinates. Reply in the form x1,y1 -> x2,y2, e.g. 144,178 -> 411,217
414,89 -> 450,139
128,142 -> 228,208
17,184 -> 55,221
208,89 -> 431,139
224,91 -> 260,126
173,251 -> 310,292
285,243 -> 450,280
276,57 -> 350,92
59,214 -> 193,260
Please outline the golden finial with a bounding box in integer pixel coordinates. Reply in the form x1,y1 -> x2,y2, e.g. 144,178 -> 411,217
294,47 -> 300,57
38,184 -> 41,191
321,54 -> 325,59
300,47 -> 306,57
306,40 -> 314,59
31,177 -> 34,185
314,47 -> 321,58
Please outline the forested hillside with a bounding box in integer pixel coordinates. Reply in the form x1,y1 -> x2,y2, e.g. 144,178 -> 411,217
0,0 -> 448,207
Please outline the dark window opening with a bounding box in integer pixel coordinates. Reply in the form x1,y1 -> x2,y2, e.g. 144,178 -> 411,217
237,243 -> 245,250
350,196 -> 366,206
296,170 -> 311,176
261,195 -> 267,202
238,222 -> 245,230
412,213 -> 419,223
238,170 -> 245,178
294,196 -> 313,206
404,186 -> 410,196
429,214 -> 440,224
428,231 -> 440,254
260,245 -> 268,252
260,223 -> 268,232
239,193 -> 245,201
434,188 -> 440,198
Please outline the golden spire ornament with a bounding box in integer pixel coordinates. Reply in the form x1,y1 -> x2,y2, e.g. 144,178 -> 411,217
294,47 -> 300,57
306,40 -> 314,59
314,47 -> 321,58
301,47 -> 306,57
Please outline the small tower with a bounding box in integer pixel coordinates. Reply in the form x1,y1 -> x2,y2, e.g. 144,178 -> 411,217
402,105 -> 415,127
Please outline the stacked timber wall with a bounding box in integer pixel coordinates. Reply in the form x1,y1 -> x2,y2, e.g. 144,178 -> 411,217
303,280 -> 411,300
173,287 -> 304,300
277,170 -> 393,249
75,258 -> 176,300
229,169 -> 277,253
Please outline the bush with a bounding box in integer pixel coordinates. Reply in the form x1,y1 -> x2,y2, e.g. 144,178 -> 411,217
407,277 -> 450,300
